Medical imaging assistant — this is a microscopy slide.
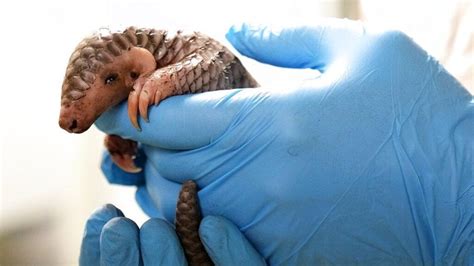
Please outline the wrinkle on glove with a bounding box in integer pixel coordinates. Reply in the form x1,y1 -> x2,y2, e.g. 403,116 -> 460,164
96,19 -> 473,265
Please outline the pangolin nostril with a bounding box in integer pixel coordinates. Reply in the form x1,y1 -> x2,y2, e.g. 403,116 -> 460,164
69,119 -> 78,131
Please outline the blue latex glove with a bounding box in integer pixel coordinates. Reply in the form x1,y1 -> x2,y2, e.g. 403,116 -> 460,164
79,204 -> 264,265
96,19 -> 474,264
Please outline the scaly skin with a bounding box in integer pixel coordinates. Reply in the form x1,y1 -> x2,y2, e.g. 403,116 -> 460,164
176,181 -> 213,266
58,27 -> 259,265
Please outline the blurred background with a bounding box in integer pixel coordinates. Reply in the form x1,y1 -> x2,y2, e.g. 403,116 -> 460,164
0,0 -> 472,264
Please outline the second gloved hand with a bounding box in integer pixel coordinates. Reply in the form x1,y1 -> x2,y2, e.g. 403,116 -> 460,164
96,19 -> 473,264
79,204 -> 264,266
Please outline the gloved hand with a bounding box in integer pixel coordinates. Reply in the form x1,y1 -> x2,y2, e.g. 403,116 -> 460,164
79,204 -> 264,265
96,18 -> 474,264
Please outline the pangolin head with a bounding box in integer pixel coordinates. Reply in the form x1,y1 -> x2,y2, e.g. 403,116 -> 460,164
59,27 -> 160,133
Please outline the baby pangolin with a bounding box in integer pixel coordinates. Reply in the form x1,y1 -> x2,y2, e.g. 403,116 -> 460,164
58,27 -> 258,265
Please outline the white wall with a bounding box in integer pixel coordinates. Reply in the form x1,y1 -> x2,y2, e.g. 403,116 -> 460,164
359,0 -> 473,92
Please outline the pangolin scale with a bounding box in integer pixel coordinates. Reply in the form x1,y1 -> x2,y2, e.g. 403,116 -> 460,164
58,27 -> 259,265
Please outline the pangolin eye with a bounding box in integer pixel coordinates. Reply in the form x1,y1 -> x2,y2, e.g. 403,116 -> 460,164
105,73 -> 118,85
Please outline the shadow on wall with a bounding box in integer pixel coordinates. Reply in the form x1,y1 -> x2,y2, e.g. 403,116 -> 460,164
0,213 -> 61,265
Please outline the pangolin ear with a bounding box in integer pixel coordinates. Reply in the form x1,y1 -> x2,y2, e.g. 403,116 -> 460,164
130,71 -> 140,80
128,47 -> 157,75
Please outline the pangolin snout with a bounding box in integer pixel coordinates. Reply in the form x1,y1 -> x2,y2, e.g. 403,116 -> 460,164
59,116 -> 79,133
59,106 -> 90,133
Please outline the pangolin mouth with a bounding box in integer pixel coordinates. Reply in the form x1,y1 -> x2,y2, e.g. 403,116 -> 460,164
61,124 -> 89,134
69,122 -> 93,134
71,127 -> 88,134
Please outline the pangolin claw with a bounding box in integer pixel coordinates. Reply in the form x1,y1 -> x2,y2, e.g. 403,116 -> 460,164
139,90 -> 150,122
128,90 -> 141,131
111,153 -> 142,173
154,90 -> 163,105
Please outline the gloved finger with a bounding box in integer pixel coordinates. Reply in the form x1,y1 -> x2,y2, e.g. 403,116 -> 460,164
200,216 -> 266,265
95,87 -> 283,151
79,204 -> 125,266
141,157 -> 182,223
140,218 -> 187,266
140,130 -> 274,185
135,185 -> 163,219
226,19 -> 366,71
100,217 -> 142,266
100,148 -> 146,186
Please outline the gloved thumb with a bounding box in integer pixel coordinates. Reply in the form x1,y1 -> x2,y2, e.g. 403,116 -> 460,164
96,87 -> 281,151
226,19 -> 366,72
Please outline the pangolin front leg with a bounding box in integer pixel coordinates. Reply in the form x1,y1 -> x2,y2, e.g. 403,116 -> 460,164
128,47 -> 258,130
127,52 -> 212,130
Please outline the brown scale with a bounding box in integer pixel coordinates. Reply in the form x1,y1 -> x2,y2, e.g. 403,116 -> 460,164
58,27 -> 259,265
